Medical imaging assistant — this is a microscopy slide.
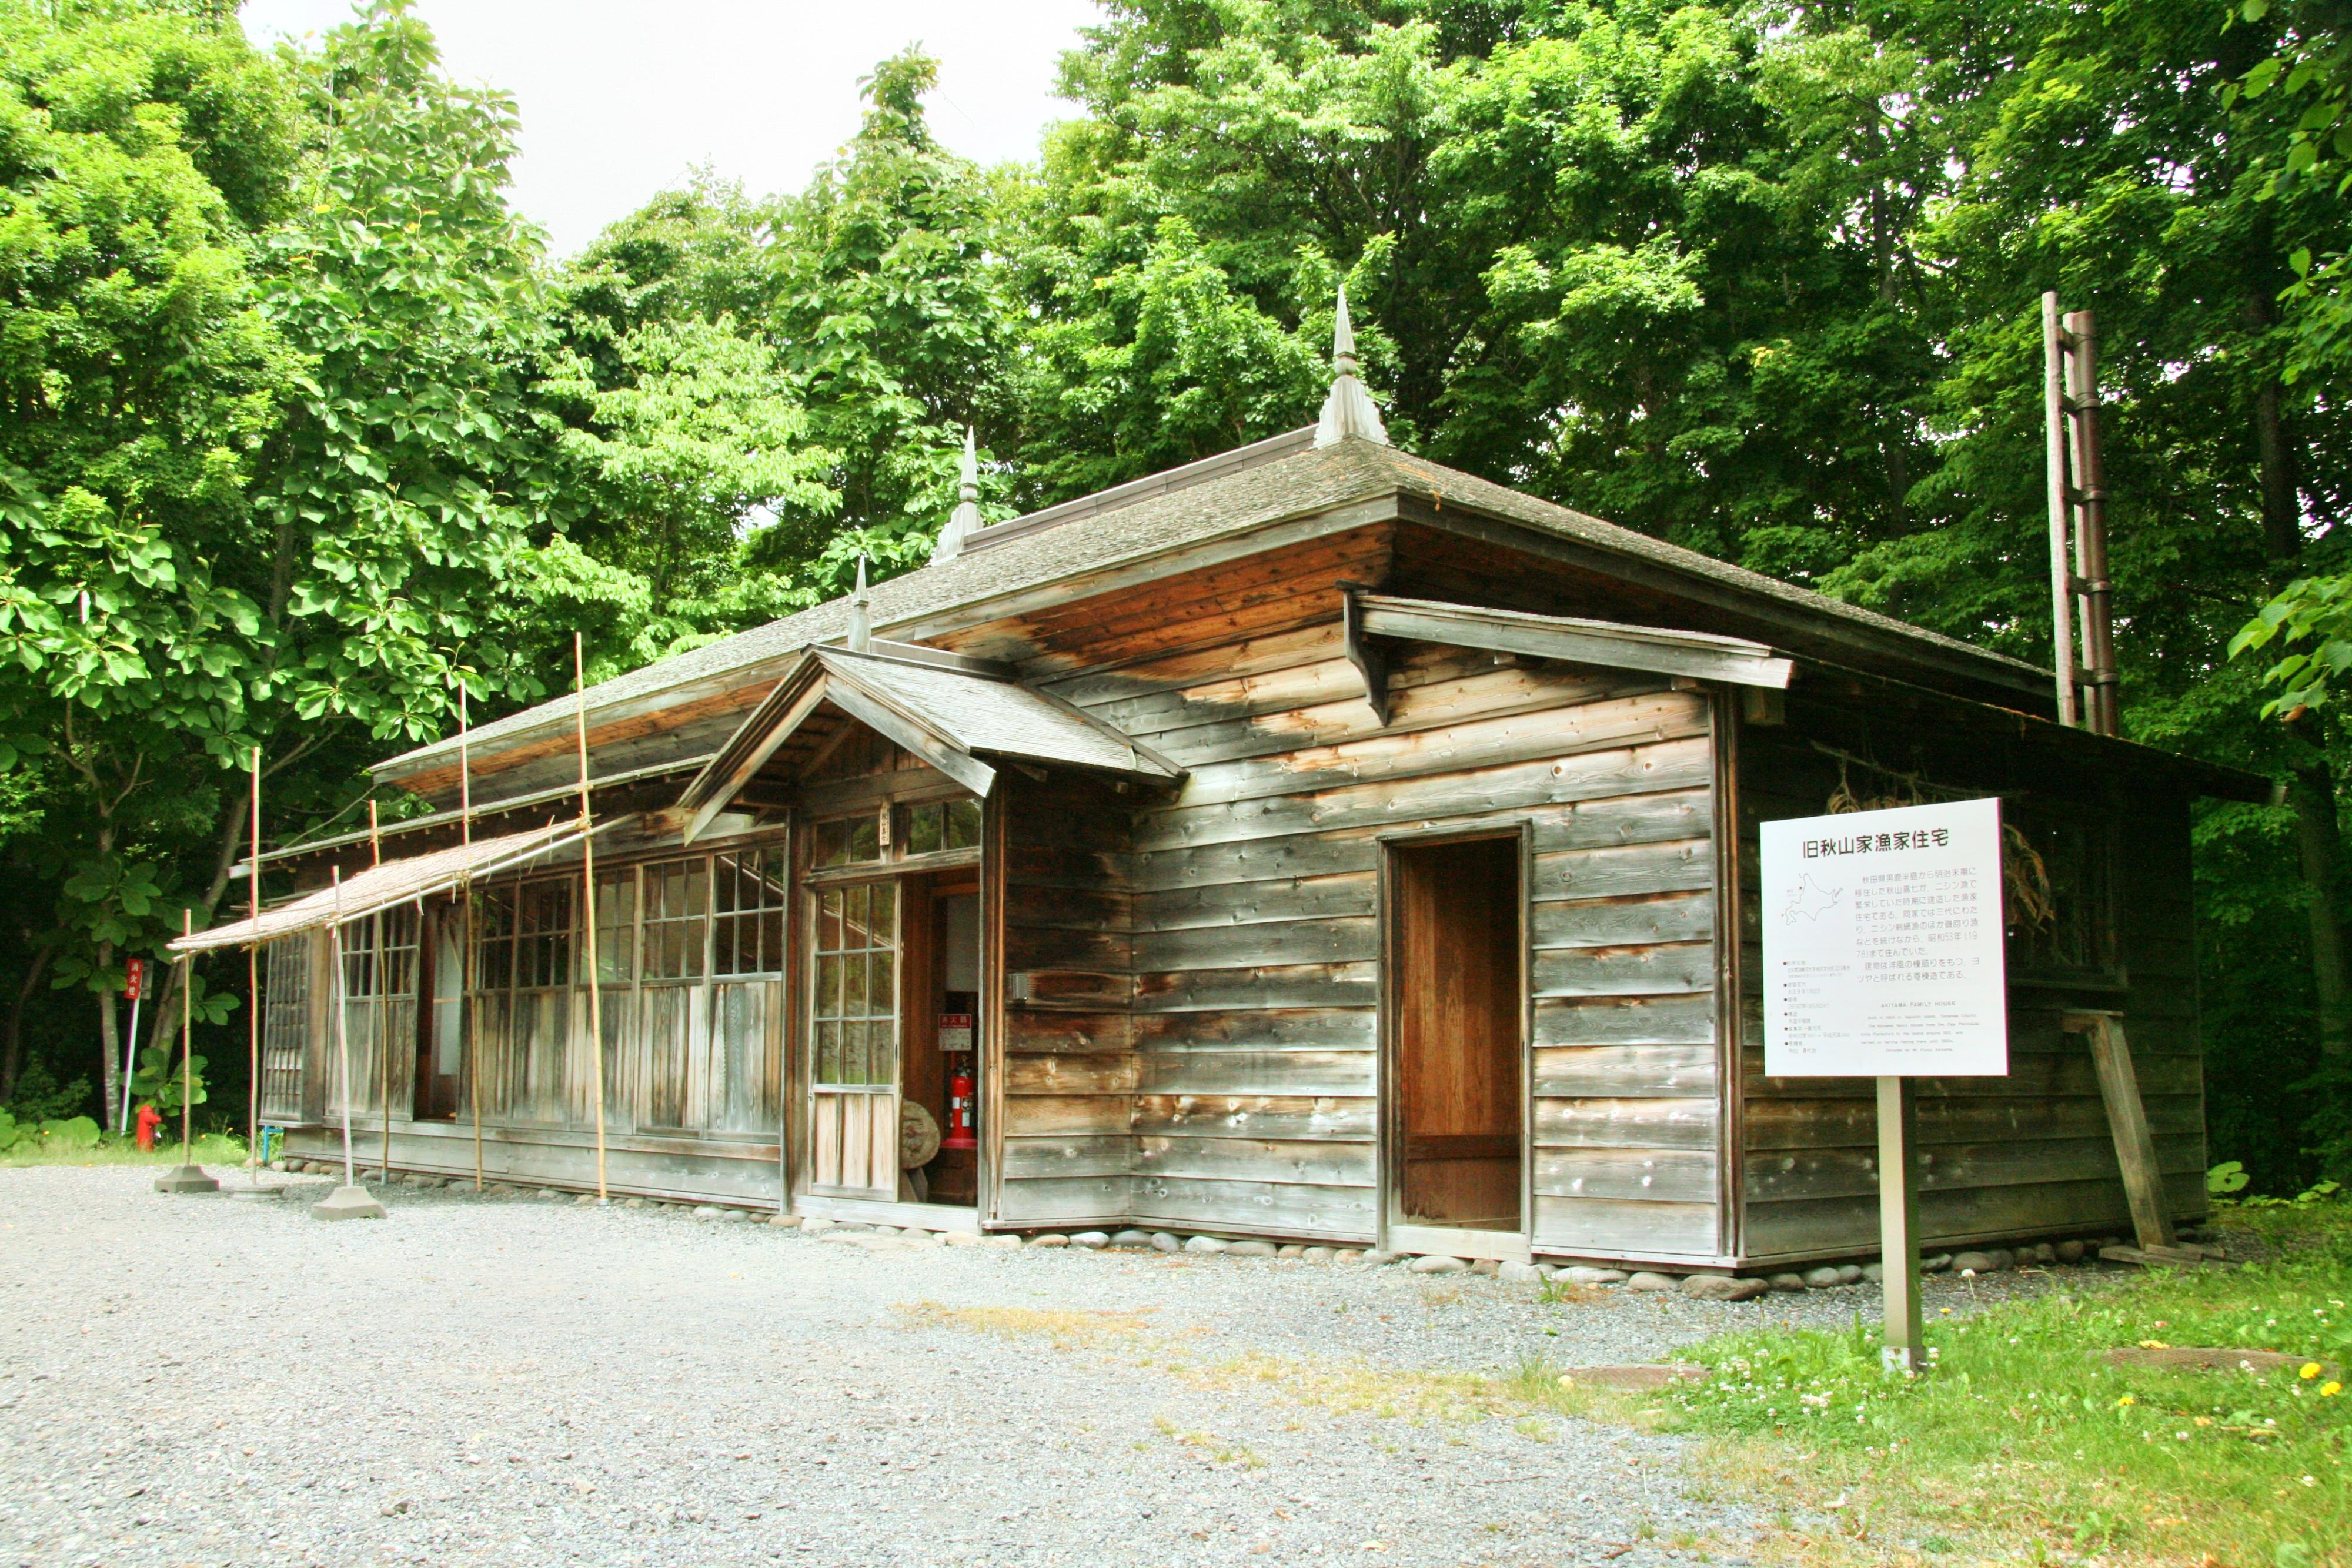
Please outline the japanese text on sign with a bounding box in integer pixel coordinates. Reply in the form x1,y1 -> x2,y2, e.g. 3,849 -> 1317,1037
1762,797 -> 2009,1078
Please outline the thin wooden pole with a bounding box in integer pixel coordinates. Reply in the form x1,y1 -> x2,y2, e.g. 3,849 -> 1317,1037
1876,1076 -> 1925,1375
372,802 -> 388,1182
461,683 -> 482,1192
331,868 -> 357,1188
575,633 -> 608,1202
247,748 -> 261,1175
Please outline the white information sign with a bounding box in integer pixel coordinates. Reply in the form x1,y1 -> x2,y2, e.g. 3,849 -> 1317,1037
1762,797 -> 2009,1078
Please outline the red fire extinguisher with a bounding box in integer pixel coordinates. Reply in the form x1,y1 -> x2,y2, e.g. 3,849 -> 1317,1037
943,1063 -> 977,1150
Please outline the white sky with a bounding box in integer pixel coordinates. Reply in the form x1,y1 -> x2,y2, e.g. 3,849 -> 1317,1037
237,1 -> 1105,258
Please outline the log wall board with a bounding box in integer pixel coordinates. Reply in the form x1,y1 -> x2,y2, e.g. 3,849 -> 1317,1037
261,419 -> 2262,1266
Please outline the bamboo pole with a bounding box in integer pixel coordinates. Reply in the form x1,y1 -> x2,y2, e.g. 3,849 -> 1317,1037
575,633 -> 609,1203
461,683 -> 482,1192
371,802 -> 388,1182
246,747 -> 261,1175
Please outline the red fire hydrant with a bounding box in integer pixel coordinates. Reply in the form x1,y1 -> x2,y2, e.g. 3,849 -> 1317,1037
135,1103 -> 163,1152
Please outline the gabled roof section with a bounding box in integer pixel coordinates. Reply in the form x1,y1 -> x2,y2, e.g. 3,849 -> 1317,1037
677,644 -> 1180,844
375,433 -> 2049,789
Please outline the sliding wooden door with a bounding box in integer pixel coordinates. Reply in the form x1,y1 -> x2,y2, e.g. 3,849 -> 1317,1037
807,879 -> 900,1196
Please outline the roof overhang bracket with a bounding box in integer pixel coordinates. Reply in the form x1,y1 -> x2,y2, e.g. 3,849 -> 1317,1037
1339,583 -> 1392,727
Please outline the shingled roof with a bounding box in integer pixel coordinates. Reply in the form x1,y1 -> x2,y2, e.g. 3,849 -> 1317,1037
374,430 -> 2048,786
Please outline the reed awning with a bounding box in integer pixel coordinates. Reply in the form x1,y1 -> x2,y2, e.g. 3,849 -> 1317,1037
169,820 -> 591,954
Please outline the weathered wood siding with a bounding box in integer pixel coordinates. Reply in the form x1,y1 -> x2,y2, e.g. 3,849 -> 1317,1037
993,770 -> 1137,1226
1734,695 -> 2206,1263
1040,623 -> 1725,1252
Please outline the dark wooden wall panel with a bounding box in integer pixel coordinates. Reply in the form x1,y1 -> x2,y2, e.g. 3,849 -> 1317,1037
1733,696 -> 2209,1265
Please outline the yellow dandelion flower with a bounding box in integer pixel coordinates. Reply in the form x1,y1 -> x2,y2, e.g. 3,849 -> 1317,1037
2324,1382 -> 2344,1398
2117,1395 -> 2136,1407
2301,1363 -> 2324,1380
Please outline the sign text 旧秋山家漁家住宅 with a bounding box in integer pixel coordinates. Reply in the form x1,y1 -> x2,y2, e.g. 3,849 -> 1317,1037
1761,797 -> 2010,1079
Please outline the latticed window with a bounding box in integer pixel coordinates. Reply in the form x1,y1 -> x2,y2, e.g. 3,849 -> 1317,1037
713,847 -> 787,976
340,904 -> 419,998
812,881 -> 896,1086
479,881 -> 573,991
904,798 -> 981,855
642,858 -> 709,981
813,813 -> 883,868
592,867 -> 636,984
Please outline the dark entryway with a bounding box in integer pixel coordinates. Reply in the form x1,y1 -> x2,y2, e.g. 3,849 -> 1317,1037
1390,835 -> 1524,1236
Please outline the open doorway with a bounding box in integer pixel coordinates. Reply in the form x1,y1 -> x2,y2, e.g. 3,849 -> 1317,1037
413,900 -> 463,1122
897,872 -> 980,1205
1388,834 -> 1525,1255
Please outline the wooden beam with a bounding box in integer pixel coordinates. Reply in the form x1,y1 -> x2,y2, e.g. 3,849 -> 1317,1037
1339,583 -> 1392,726
682,671 -> 827,845
2064,1009 -> 2177,1251
1358,593 -> 1794,690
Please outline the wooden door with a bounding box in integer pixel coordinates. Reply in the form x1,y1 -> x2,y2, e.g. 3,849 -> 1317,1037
1391,836 -> 1525,1236
807,879 -> 900,1195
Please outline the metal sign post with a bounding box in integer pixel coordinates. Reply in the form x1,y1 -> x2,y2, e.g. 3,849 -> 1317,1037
1762,798 -> 2011,1375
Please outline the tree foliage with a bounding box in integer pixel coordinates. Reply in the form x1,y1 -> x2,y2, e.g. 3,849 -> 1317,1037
5,0 -> 2352,1187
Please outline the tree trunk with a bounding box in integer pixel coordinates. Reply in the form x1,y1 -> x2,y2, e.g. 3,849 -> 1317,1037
3,941 -> 55,1104
2257,377 -> 2301,561
2295,752 -> 2352,1058
96,940 -> 120,1131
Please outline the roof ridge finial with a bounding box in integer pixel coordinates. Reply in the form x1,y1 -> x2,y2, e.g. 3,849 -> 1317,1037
847,553 -> 871,652
930,426 -> 984,564
1315,282 -> 1388,449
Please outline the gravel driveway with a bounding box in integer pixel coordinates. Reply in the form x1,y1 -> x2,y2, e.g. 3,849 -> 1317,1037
0,1168 -> 2075,1568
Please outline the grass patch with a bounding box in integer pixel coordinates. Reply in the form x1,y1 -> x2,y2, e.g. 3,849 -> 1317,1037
0,1132 -> 247,1168
1658,1205 -> 2352,1567
893,1301 -> 1157,1349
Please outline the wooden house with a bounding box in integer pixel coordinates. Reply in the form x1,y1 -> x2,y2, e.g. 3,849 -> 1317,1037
184,307 -> 2264,1272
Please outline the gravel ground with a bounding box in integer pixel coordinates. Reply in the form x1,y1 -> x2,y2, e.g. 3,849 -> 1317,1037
1,1168 -> 2094,1568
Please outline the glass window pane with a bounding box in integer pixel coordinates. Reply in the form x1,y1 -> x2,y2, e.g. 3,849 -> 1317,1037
814,954 -> 840,1018
757,910 -> 783,973
819,888 -> 841,954
869,880 -> 895,933
840,1019 -> 867,1085
947,798 -> 981,850
818,819 -> 846,868
868,950 -> 894,1016
868,1017 -> 897,1084
844,951 -> 867,1017
850,814 -> 879,862
908,803 -> 941,855
845,884 -> 868,945
815,1021 -> 840,1084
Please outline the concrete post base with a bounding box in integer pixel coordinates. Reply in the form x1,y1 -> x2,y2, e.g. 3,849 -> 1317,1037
310,1184 -> 387,1221
153,1165 -> 220,1195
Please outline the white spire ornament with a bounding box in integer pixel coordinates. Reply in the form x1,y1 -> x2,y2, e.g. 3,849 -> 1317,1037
930,427 -> 983,564
1314,285 -> 1389,449
846,554 -> 871,653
